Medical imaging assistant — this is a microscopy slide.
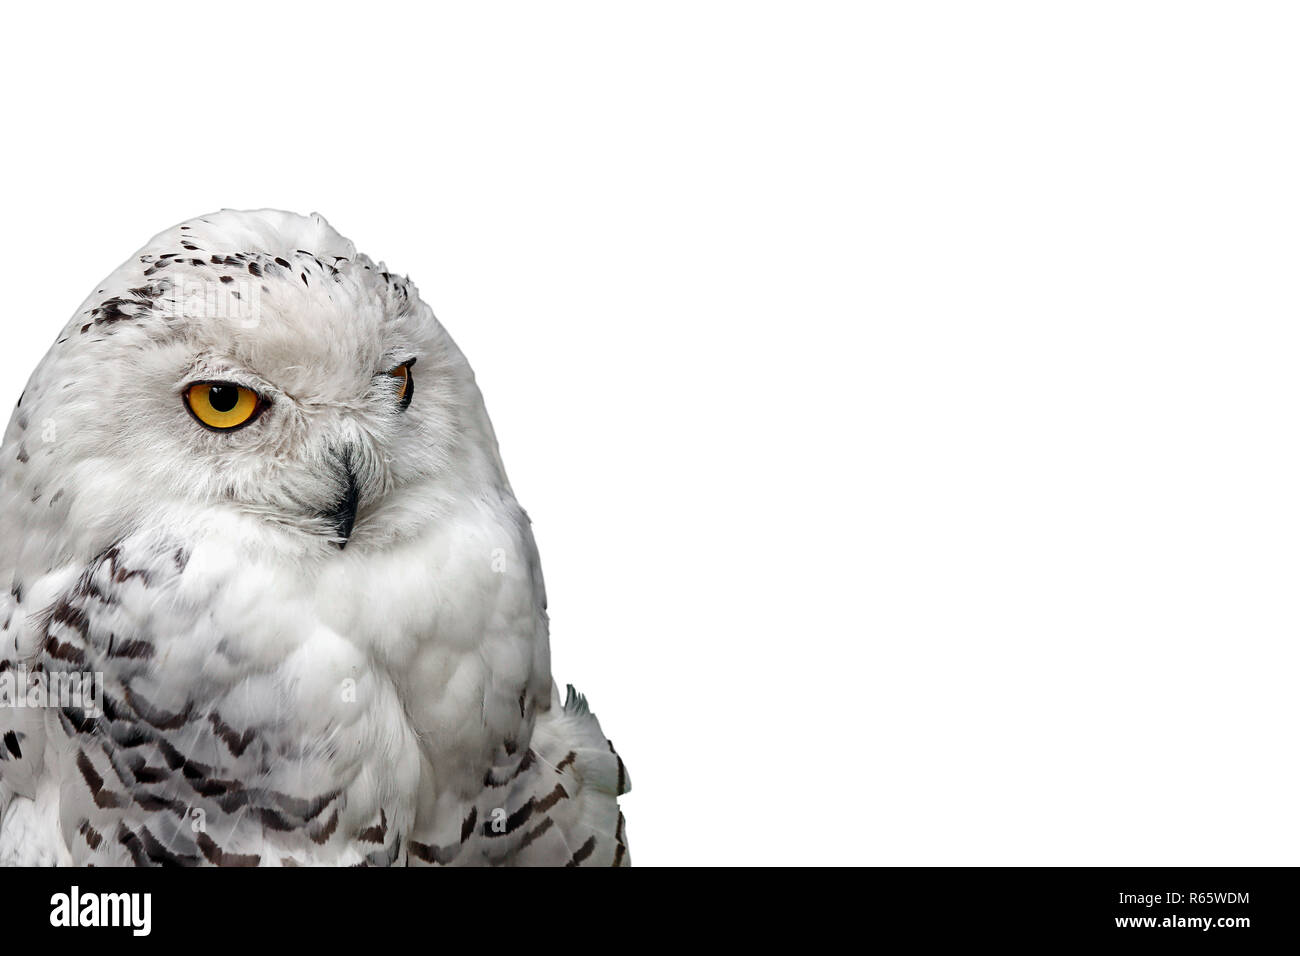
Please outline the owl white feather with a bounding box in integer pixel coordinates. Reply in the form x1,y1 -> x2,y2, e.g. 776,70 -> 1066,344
0,210 -> 629,866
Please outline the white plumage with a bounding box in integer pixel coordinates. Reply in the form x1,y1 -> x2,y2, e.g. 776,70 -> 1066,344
0,210 -> 628,866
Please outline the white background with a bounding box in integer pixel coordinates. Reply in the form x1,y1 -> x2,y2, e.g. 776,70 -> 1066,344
2,3 -> 1297,865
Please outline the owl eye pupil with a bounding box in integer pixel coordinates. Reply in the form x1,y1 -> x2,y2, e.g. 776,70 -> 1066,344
207,386 -> 239,413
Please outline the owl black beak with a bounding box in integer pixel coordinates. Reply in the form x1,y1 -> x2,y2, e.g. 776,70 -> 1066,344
322,453 -> 360,549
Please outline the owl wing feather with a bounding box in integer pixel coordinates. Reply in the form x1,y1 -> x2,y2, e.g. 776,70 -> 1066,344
408,683 -> 631,867
2,535 -> 366,866
0,592 -> 53,864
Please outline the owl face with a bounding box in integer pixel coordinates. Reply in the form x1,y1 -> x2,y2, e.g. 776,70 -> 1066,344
4,211 -> 493,565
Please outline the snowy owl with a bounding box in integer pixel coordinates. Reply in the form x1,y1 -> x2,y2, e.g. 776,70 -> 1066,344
0,210 -> 629,866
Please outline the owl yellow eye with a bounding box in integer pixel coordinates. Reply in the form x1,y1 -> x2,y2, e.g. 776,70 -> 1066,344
184,382 -> 263,431
389,362 -> 414,410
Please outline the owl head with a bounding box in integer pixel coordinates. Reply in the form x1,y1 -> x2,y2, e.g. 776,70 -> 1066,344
1,210 -> 509,571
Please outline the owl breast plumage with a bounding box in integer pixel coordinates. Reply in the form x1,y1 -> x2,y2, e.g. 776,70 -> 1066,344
0,210 -> 629,866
